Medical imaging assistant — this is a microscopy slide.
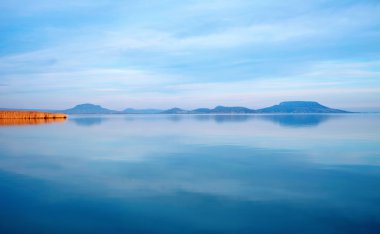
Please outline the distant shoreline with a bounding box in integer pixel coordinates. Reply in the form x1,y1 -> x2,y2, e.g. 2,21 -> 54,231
3,101 -> 372,114
66,112 -> 361,114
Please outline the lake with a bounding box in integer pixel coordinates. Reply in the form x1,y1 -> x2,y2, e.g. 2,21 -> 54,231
0,114 -> 380,233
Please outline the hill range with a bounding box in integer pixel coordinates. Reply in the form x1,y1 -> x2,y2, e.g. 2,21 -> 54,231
1,101 -> 351,114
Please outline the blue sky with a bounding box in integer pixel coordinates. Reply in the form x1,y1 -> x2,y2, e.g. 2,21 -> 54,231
0,0 -> 379,111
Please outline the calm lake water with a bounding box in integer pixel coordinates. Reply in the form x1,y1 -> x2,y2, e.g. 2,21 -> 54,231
0,114 -> 380,233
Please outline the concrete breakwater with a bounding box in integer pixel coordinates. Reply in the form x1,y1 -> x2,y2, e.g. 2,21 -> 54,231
0,111 -> 67,119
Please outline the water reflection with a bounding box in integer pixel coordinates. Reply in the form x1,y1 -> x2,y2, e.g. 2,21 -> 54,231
257,114 -> 341,127
0,114 -> 379,233
121,114 -> 342,127
0,118 -> 66,126
67,114 -> 346,128
70,117 -> 106,126
193,115 -> 251,123
167,115 -> 183,122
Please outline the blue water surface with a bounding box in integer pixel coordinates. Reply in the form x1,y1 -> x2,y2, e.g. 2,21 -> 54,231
0,114 -> 380,233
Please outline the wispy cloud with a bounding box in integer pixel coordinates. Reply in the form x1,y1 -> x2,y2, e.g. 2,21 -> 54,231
0,0 -> 379,110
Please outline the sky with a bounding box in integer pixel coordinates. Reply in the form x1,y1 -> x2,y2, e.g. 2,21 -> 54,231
0,0 -> 379,111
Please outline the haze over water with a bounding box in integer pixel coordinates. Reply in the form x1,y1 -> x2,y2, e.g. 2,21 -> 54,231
0,114 -> 380,233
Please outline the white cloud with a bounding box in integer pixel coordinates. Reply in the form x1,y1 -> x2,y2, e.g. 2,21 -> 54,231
0,0 -> 379,110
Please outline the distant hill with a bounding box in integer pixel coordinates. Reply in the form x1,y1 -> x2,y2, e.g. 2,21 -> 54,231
256,101 -> 349,113
209,106 -> 255,114
123,108 -> 163,114
161,106 -> 255,114
191,108 -> 212,114
63,104 -> 120,114
161,108 -> 189,114
160,102 -> 349,114
190,106 -> 255,114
